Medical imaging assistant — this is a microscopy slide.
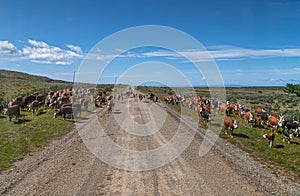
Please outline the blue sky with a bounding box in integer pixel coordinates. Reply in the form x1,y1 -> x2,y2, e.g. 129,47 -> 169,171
0,0 -> 300,86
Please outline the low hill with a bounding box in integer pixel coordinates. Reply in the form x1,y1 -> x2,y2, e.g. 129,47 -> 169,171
0,69 -> 72,101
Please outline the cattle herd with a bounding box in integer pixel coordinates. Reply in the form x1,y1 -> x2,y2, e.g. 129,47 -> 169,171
0,88 -> 96,121
1,87 -> 299,148
163,93 -> 300,147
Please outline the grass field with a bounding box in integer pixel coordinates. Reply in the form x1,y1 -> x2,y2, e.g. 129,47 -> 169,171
0,108 -> 74,170
0,70 -> 116,171
0,70 -> 76,170
138,85 -> 300,181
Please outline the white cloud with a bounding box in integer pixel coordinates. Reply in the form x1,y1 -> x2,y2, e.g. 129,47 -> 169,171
28,39 -> 49,48
0,41 -> 19,55
22,39 -> 83,64
67,44 -> 83,55
107,45 -> 300,63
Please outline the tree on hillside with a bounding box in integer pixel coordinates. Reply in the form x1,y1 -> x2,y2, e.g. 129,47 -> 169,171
284,83 -> 300,97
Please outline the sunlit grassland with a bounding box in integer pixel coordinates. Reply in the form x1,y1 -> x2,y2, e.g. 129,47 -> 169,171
0,108 -> 74,170
140,86 -> 300,181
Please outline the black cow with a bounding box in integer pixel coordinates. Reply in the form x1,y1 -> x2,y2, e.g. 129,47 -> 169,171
0,104 -> 3,114
283,120 -> 300,137
201,111 -> 212,124
54,106 -> 76,120
282,129 -> 293,144
258,112 -> 269,124
23,95 -> 36,108
4,105 -> 20,121
28,100 -> 39,115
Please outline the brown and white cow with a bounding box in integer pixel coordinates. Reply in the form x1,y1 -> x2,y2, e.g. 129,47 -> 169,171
268,115 -> 284,131
163,96 -> 169,104
263,132 -> 275,147
244,111 -> 253,126
255,117 -> 263,128
238,108 -> 245,118
138,94 -> 145,102
255,107 -> 263,115
218,103 -> 227,114
226,103 -> 236,115
223,117 -> 238,138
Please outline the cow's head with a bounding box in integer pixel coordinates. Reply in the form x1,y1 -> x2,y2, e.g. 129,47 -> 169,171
233,120 -> 238,128
208,113 -> 212,121
54,109 -> 61,118
249,113 -> 253,121
3,108 -> 8,115
278,116 -> 285,127
28,104 -> 33,111
199,106 -> 203,113
234,105 -> 238,111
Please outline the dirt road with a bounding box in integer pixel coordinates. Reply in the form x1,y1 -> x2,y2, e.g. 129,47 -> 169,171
0,96 -> 299,195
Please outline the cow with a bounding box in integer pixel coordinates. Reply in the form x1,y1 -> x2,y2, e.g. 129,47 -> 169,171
22,94 -> 36,108
35,94 -> 45,108
4,105 -> 20,122
238,108 -> 245,118
201,111 -> 212,125
255,117 -> 263,128
168,94 -> 179,105
138,94 -> 145,102
60,95 -> 70,105
255,107 -> 263,115
94,96 -> 106,107
271,113 -> 280,120
263,132 -> 275,148
163,96 -> 169,104
148,93 -> 158,102
54,106 -> 75,120
226,104 -> 236,115
244,111 -> 253,126
282,129 -> 293,144
14,96 -> 23,106
0,104 -> 3,114
218,103 -> 227,114
283,120 -> 300,137
268,115 -> 284,131
223,117 -> 238,138
106,100 -> 113,114
28,100 -> 39,115
197,104 -> 210,115
258,112 -> 269,124
184,99 -> 192,109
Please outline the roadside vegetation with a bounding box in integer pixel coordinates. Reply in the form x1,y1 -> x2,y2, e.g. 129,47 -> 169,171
0,70 -> 112,171
138,85 -> 300,181
0,109 -> 74,170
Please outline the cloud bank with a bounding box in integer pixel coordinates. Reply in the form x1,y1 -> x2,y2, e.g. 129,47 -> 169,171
111,45 -> 300,62
0,39 -> 83,65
